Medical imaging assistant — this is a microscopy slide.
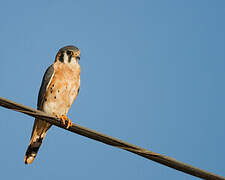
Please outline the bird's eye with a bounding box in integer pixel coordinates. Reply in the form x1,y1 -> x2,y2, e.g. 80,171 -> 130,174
66,51 -> 73,56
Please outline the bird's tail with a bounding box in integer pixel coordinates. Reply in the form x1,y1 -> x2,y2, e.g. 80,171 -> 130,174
24,119 -> 51,164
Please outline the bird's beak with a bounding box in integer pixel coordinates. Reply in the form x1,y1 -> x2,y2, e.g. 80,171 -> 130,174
74,51 -> 80,61
76,55 -> 80,61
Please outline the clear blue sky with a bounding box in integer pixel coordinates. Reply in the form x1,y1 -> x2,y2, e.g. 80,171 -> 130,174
0,0 -> 224,179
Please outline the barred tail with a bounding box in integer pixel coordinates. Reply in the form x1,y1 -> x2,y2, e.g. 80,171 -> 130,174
24,119 -> 51,164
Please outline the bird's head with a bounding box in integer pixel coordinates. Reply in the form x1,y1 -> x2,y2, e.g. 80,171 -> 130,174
55,45 -> 80,64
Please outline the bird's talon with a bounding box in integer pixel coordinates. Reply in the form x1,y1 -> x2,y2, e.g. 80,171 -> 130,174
61,115 -> 67,125
66,119 -> 72,129
66,118 -> 72,129
53,114 -> 67,125
53,113 -> 72,128
57,114 -> 72,128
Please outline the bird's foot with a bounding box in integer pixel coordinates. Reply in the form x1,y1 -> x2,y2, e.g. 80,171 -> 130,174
54,114 -> 72,129
61,114 -> 72,129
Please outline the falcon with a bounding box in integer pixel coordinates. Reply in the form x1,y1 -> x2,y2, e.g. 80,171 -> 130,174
24,45 -> 81,164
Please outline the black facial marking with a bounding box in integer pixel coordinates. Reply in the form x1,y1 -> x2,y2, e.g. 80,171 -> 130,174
58,90 -> 60,93
44,98 -> 47,102
68,55 -> 72,63
66,50 -> 73,63
59,53 -> 64,63
54,96 -> 56,99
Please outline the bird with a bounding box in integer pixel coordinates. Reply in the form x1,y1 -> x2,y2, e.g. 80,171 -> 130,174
24,45 -> 81,164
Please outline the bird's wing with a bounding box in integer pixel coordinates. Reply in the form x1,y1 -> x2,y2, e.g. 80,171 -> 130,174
24,64 -> 54,164
37,64 -> 54,109
30,64 -> 55,137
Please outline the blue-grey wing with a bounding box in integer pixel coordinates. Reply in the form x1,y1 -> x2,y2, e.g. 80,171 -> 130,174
37,64 -> 54,109
24,64 -> 55,164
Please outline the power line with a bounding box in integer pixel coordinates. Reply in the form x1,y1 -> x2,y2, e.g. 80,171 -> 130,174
0,96 -> 224,180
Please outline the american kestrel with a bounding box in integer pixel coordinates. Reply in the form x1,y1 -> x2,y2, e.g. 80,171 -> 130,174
24,45 -> 81,164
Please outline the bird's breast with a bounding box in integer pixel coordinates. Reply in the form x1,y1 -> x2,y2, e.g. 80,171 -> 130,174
42,62 -> 80,115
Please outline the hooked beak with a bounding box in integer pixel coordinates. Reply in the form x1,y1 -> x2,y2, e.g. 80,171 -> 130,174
76,55 -> 80,61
